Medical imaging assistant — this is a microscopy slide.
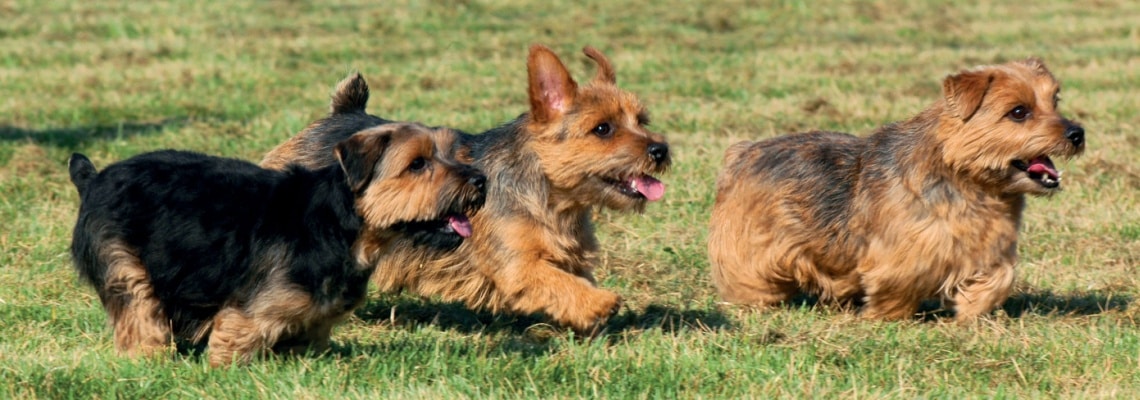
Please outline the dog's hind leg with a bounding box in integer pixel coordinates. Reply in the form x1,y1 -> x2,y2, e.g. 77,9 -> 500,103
102,242 -> 172,357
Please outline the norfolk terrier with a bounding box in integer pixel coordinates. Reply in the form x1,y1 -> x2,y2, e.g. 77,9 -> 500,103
69,123 -> 485,366
708,59 -> 1084,320
261,45 -> 670,333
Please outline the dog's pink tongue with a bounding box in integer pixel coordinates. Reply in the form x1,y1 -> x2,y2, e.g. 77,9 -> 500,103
448,215 -> 473,238
1026,156 -> 1059,179
632,175 -> 665,201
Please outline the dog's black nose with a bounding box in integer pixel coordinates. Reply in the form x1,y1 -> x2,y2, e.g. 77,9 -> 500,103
1064,124 -> 1085,147
468,174 -> 487,192
647,142 -> 669,163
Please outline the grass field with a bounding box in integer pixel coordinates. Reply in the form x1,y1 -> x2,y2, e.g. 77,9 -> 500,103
2,0 -> 1139,397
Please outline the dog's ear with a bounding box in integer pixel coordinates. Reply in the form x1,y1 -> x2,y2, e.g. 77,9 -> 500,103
1019,57 -> 1048,73
334,132 -> 390,192
942,69 -> 993,121
1018,57 -> 1054,78
583,46 -> 616,85
527,44 -> 578,124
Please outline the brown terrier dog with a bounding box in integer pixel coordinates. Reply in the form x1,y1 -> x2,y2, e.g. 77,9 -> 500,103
70,123 -> 485,366
261,45 -> 670,333
708,59 -> 1084,320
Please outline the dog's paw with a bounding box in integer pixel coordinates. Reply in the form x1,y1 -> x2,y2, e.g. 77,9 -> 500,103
564,289 -> 622,336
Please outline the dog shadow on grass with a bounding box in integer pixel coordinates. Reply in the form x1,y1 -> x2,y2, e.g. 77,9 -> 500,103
179,289 -> 1131,363
0,119 -> 186,149
999,288 -> 1131,317
353,295 -> 547,336
910,287 -> 1132,321
335,295 -> 734,357
353,295 -> 734,336
770,289 -> 1130,321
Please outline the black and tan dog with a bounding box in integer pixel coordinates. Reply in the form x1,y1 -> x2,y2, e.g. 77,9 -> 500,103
68,123 -> 485,366
262,45 -> 670,333
708,59 -> 1085,321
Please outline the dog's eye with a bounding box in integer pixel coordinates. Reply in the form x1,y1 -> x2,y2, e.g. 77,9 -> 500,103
1007,105 -> 1031,122
591,122 -> 613,138
408,157 -> 428,172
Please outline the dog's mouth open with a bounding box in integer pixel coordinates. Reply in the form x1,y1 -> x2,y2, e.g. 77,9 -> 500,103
392,212 -> 474,249
602,174 -> 665,201
1011,156 -> 1061,189
442,214 -> 473,238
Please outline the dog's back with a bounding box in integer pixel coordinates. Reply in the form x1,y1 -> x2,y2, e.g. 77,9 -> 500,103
70,150 -> 361,334
715,132 -> 863,234
72,151 -> 275,325
709,132 -> 866,305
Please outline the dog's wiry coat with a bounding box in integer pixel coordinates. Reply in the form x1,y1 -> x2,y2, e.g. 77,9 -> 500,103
261,45 -> 670,333
708,59 -> 1085,320
69,123 -> 485,366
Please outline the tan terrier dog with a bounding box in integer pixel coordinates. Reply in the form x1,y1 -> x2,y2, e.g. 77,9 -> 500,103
708,59 -> 1084,320
262,45 -> 670,333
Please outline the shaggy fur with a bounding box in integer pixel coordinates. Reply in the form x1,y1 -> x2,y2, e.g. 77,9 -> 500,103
69,123 -> 485,366
708,59 -> 1085,320
261,45 -> 671,333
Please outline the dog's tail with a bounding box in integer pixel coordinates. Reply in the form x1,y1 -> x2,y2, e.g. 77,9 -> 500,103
68,153 -> 97,197
330,72 -> 370,115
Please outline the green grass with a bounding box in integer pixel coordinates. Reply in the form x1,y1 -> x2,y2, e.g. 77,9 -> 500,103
3,0 -> 1139,397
